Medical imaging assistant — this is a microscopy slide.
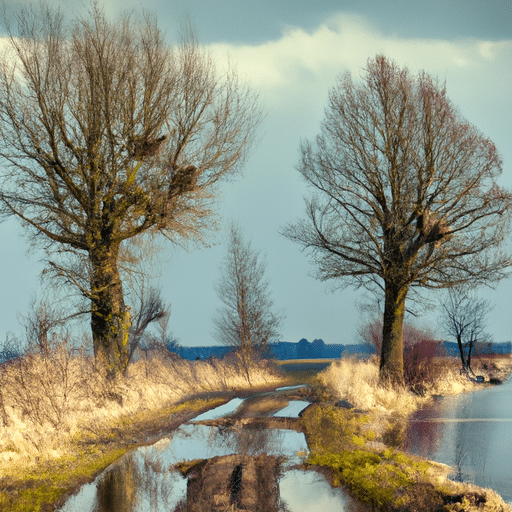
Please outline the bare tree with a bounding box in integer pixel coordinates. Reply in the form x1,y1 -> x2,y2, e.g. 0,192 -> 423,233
284,55 -> 511,384
0,5 -> 262,375
440,288 -> 493,375
127,283 -> 168,368
213,223 -> 283,382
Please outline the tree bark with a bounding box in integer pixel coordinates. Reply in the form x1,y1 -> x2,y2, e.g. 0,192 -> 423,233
380,283 -> 408,385
89,244 -> 131,376
456,335 -> 467,370
467,341 -> 474,371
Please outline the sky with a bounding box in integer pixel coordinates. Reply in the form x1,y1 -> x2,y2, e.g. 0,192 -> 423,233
0,0 -> 511,348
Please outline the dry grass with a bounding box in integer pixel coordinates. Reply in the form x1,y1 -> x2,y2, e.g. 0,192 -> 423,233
318,356 -> 422,416
303,358 -> 512,512
318,355 -> 512,417
0,345 -> 284,475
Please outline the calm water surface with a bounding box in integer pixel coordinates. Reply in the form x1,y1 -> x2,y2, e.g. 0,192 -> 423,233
404,375 -> 512,503
60,394 -> 367,511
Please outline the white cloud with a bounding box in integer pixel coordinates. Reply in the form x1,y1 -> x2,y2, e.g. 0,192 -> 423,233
208,12 -> 512,180
208,13 -> 512,114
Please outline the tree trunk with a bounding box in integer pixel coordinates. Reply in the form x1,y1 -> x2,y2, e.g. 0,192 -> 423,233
380,283 -> 408,385
240,341 -> 253,386
456,335 -> 467,370
89,244 -> 131,376
467,341 -> 474,371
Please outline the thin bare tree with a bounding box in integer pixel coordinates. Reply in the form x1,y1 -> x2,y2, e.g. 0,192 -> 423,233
213,223 -> 283,382
284,55 -> 511,384
0,5 -> 262,375
127,282 -> 168,368
440,288 -> 493,375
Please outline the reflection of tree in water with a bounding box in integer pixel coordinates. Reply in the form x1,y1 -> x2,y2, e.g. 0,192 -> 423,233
94,456 -> 138,512
404,404 -> 445,460
452,397 -> 491,487
452,417 -> 469,482
213,421 -> 283,456
93,449 -> 185,512
177,453 -> 286,512
135,452 -> 184,512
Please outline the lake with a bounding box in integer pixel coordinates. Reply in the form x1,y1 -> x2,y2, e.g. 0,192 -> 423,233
404,375 -> 512,504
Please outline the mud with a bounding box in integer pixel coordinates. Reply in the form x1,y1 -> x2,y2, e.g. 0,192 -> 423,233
179,454 -> 282,512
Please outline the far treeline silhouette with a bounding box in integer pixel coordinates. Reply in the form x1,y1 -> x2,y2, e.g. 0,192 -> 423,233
1,340 -> 510,364
168,339 -> 512,361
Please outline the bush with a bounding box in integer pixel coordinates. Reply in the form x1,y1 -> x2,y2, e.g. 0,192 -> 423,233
404,339 -> 444,392
0,326 -> 284,465
0,336 -> 93,429
360,317 -> 445,390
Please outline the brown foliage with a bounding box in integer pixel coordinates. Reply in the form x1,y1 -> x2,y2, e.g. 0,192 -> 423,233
361,318 -> 443,389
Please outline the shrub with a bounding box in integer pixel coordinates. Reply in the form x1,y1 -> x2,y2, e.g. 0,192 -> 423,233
318,357 -> 422,415
0,334 -> 95,428
404,339 -> 444,392
0,333 -> 284,466
360,317 -> 445,390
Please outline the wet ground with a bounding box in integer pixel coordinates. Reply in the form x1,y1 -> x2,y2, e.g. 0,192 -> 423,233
59,385 -> 367,512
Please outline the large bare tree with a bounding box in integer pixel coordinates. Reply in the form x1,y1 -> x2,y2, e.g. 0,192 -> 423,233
0,6 -> 261,375
284,55 -> 511,384
213,223 -> 283,382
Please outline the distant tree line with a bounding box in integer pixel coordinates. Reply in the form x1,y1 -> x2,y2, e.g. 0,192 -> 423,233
169,338 -> 512,362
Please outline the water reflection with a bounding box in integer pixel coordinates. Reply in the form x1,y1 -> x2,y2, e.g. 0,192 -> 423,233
60,390 -> 363,512
405,377 -> 512,502
190,398 -> 244,422
215,422 -> 285,456
95,456 -> 137,512
61,424 -> 310,511
60,452 -> 188,512
280,470 -> 368,512
272,400 -> 310,418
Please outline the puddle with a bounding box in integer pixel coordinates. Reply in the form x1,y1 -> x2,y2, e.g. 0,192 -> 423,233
60,423 -> 309,511
60,454 -> 188,512
280,470 -> 369,512
145,423 -> 308,465
272,400 -> 310,418
190,398 -> 244,421
60,387 -> 364,511
275,384 -> 308,392
61,465 -> 369,512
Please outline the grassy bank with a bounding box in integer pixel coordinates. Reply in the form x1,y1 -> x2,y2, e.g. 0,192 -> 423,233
318,354 -> 512,415
0,348 -> 284,511
0,397 -> 227,512
300,355 -> 512,511
3,350 -> 510,511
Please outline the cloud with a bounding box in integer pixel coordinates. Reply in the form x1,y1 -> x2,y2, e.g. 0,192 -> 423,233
208,12 -> 512,180
208,13 -> 512,113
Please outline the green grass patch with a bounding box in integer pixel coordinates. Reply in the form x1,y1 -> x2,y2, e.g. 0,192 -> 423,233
308,449 -> 427,508
301,404 -> 431,508
301,403 -> 372,453
300,403 -> 510,512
